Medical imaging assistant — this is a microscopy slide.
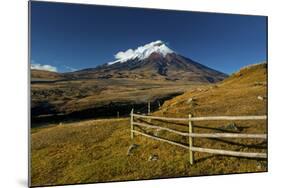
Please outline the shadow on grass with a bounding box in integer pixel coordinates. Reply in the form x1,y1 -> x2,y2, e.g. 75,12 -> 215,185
152,119 -> 251,133
207,138 -> 267,149
195,154 -> 267,163
195,155 -> 216,163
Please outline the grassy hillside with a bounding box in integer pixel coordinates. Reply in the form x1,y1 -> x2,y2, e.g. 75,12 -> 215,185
31,69 -> 64,80
31,118 -> 266,186
31,63 -> 267,186
154,63 -> 267,117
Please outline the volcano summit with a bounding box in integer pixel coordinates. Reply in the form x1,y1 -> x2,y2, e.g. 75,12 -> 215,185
69,40 -> 227,83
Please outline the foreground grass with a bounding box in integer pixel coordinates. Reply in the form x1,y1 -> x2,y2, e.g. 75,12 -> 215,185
31,117 -> 266,187
31,63 -> 267,186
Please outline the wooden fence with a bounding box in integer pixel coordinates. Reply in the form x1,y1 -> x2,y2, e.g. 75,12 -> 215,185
130,109 -> 267,164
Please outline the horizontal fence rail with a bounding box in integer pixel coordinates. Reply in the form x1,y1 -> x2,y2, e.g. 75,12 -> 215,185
133,122 -> 267,139
133,114 -> 267,121
132,130 -> 267,158
130,109 -> 267,164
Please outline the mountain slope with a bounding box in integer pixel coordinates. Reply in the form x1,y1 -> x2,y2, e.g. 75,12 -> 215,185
68,41 -> 227,83
154,62 -> 267,117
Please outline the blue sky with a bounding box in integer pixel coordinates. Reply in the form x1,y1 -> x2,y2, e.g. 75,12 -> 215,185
30,1 -> 267,74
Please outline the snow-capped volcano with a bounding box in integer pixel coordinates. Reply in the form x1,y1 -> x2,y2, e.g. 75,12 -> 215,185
71,40 -> 227,83
108,40 -> 174,65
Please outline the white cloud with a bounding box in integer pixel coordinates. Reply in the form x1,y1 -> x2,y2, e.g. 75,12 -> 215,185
31,63 -> 58,72
115,49 -> 136,60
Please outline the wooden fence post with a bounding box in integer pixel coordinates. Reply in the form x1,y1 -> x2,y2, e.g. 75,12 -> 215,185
131,113 -> 267,159
148,101 -> 151,123
148,101 -> 151,114
130,109 -> 134,140
189,113 -> 194,165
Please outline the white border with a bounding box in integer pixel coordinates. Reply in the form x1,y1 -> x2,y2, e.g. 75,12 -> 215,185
1,0 -> 281,188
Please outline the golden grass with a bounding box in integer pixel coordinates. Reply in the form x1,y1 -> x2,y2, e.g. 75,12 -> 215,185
155,63 -> 267,117
31,63 -> 267,186
31,117 -> 266,186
